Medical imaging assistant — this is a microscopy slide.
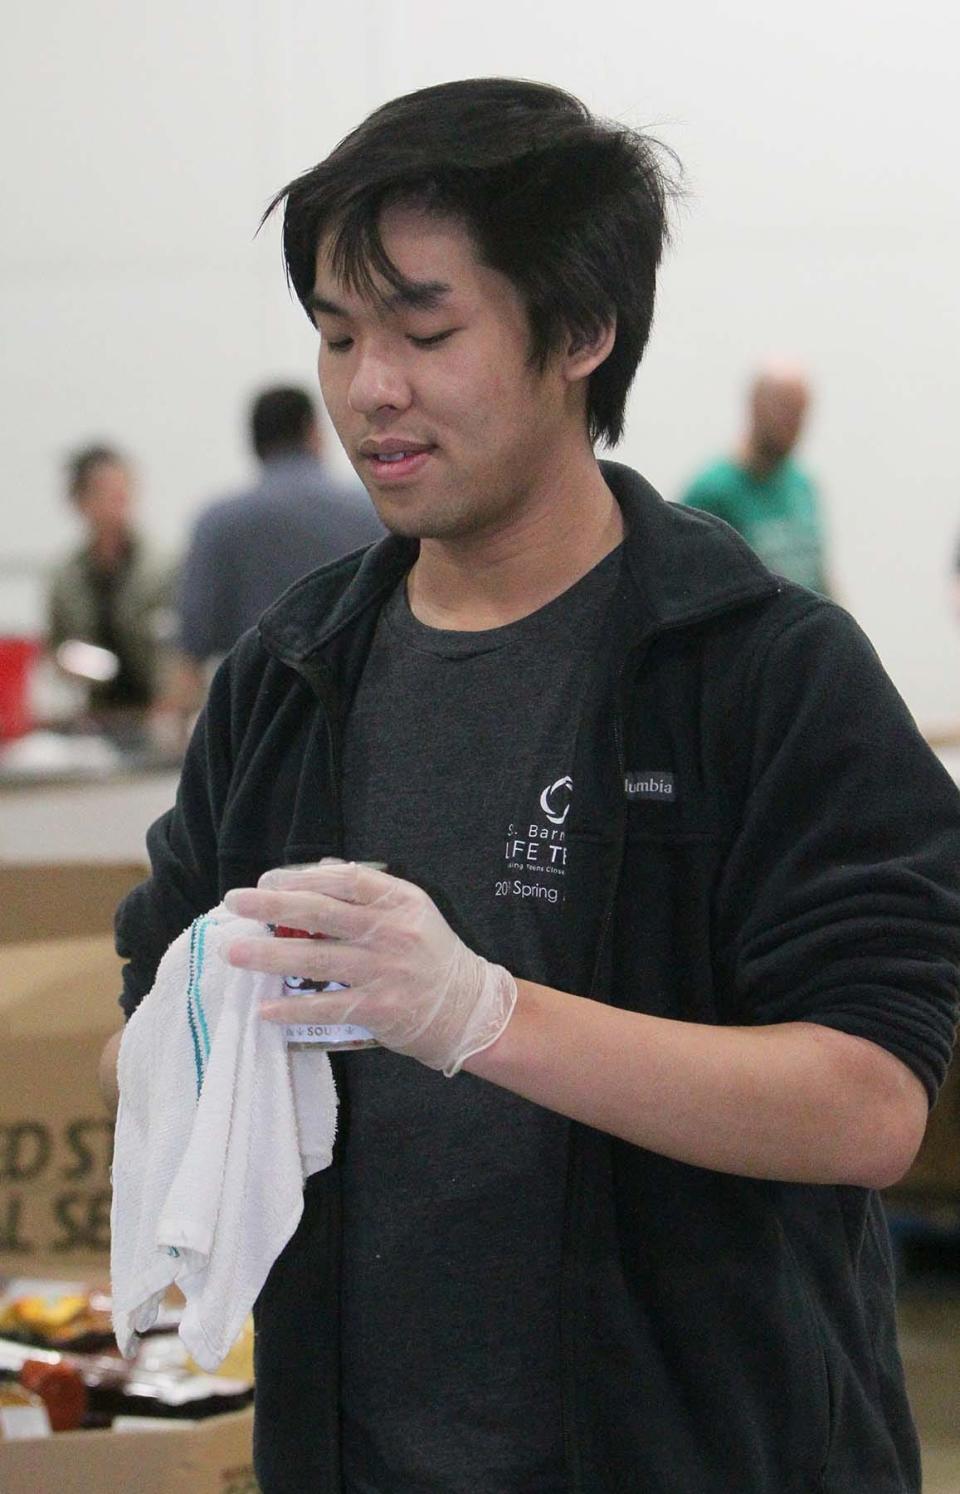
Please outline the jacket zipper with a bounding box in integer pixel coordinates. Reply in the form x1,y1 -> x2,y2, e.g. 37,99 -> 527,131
563,641 -> 646,1492
585,641 -> 647,1000
296,656 -> 347,858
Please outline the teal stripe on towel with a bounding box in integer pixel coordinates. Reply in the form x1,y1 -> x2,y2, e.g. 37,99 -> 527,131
186,920 -> 205,1098
192,916 -> 212,1060
186,915 -> 214,1098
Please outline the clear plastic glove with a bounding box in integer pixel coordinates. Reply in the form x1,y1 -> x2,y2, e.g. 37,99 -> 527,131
222,862 -> 517,1076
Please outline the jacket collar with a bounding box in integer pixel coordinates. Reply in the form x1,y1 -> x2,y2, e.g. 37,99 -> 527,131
258,459 -> 780,667
602,460 -> 781,636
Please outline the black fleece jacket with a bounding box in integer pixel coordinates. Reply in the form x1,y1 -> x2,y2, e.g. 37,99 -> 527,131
117,462 -> 960,1493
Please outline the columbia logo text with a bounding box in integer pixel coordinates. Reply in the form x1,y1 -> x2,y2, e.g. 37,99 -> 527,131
624,771 -> 676,802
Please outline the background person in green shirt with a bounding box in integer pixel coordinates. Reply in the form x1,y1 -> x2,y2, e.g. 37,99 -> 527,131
679,363 -> 831,595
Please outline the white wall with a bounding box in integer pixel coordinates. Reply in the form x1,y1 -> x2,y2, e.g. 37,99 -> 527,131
3,1 -> 958,723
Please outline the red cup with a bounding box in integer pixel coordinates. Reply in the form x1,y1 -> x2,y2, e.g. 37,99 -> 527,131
0,636 -> 40,741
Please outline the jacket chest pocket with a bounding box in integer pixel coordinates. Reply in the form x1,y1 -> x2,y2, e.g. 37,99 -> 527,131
622,759 -> 723,842
617,630 -> 735,844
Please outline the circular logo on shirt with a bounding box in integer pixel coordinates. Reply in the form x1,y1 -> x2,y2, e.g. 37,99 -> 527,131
539,776 -> 573,825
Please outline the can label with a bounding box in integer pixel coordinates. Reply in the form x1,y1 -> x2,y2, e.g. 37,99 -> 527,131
269,861 -> 384,1051
272,933 -> 375,1047
282,1019 -> 375,1048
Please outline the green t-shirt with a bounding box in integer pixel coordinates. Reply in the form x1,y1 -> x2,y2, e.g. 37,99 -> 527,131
680,457 -> 828,594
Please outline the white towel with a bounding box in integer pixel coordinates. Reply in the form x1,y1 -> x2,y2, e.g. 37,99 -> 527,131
110,904 -> 337,1371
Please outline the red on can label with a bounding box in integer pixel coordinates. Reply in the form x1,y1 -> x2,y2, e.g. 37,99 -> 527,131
272,924 -> 328,994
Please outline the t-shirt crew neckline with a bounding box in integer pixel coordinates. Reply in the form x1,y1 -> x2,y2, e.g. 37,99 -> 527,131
383,542 -> 624,660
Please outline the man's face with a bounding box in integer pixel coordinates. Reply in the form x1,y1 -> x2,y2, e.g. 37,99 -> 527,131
751,383 -> 808,465
310,205 -> 578,541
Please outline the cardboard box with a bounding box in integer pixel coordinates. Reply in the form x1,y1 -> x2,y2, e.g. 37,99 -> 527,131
0,931 -> 126,1278
0,863 -> 145,1279
0,864 -> 258,1492
0,1404 -> 257,1493
0,861 -> 147,944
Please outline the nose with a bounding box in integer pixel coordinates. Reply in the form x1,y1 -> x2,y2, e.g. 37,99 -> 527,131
347,346 -> 410,416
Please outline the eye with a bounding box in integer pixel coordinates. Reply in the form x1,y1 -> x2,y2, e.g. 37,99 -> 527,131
409,330 -> 456,349
325,336 -> 354,353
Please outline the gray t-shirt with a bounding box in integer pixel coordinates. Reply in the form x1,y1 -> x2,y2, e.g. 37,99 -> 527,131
338,546 -> 621,1493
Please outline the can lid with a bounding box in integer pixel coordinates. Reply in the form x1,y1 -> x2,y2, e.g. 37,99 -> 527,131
260,859 -> 387,892
279,859 -> 387,872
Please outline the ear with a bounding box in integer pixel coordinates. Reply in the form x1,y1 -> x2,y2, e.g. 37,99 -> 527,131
562,318 -> 617,385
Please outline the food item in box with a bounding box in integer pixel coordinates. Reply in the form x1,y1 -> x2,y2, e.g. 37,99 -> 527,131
0,1281 -> 253,1435
1,1336 -> 253,1432
20,1358 -> 87,1431
0,1285 -> 114,1352
0,1293 -> 88,1334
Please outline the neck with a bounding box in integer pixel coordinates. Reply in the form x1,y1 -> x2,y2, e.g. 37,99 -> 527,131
739,437 -> 785,480
90,530 -> 129,570
406,451 -> 623,631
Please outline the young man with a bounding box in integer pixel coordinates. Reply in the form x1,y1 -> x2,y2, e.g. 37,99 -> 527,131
109,79 -> 960,1492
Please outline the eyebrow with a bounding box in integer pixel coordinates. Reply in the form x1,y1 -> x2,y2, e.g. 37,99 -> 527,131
307,280 -> 453,318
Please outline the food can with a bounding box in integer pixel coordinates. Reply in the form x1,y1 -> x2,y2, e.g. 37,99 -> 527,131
270,860 -> 385,1052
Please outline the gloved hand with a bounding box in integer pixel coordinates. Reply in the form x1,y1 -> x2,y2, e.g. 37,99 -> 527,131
222,861 -> 517,1076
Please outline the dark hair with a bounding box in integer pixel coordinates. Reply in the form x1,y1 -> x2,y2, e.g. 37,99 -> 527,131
66,444 -> 126,499
263,78 -> 679,447
250,385 -> 316,460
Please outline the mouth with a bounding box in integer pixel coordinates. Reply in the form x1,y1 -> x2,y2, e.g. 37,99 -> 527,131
361,445 -> 437,482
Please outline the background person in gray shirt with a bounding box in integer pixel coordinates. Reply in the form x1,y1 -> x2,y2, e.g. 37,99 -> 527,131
172,385 -> 383,716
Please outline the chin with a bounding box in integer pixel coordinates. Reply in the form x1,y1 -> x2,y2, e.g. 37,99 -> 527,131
371,496 -> 483,543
